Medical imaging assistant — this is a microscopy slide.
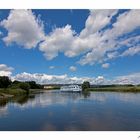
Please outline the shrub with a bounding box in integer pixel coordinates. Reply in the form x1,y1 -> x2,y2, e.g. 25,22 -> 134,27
19,82 -> 30,93
0,76 -> 12,88
26,81 -> 43,89
82,81 -> 90,91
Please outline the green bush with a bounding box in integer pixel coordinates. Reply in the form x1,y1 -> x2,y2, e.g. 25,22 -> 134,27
0,76 -> 12,88
82,81 -> 90,91
19,82 -> 30,93
26,81 -> 43,89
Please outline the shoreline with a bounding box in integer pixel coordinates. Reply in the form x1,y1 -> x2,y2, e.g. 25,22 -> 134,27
0,88 -> 51,99
0,88 -> 52,99
1,86 -> 140,100
88,86 -> 140,92
0,88 -> 29,99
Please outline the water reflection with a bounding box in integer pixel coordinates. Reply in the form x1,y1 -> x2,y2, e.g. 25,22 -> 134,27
1,91 -> 139,108
0,99 -> 8,107
82,91 -> 90,98
0,90 -> 140,130
0,98 -> 9,117
11,91 -> 90,109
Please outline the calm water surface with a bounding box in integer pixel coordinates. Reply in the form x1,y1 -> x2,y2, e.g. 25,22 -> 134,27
0,90 -> 140,131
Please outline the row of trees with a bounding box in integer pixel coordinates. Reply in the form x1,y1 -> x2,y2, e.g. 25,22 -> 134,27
0,76 -> 43,91
0,76 -> 91,91
11,80 -> 43,89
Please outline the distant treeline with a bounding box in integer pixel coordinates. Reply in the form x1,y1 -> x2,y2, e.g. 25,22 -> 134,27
42,84 -> 140,88
90,84 -> 140,88
0,76 -> 43,89
1,76 -> 140,90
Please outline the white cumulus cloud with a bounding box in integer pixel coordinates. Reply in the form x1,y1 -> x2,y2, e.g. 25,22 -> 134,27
121,45 -> 140,57
9,71 -> 140,85
39,25 -> 78,60
0,64 -> 14,76
78,10 -> 140,65
80,10 -> 118,38
39,10 -> 118,63
11,72 -> 96,84
39,9 -> 140,66
1,9 -> 140,69
1,9 -> 44,49
113,73 -> 140,85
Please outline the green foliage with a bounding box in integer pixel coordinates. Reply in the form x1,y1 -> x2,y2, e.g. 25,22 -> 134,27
82,81 -> 90,91
9,83 -> 20,89
12,80 -> 21,85
26,81 -> 37,89
26,81 -> 43,89
19,82 -> 30,93
10,80 -> 43,90
0,88 -> 26,96
0,78 -> 44,98
0,76 -> 12,88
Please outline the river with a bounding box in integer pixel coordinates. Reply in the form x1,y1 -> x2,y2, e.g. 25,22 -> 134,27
0,90 -> 140,131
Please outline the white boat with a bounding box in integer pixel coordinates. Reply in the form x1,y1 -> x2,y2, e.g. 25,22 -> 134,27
60,85 -> 82,92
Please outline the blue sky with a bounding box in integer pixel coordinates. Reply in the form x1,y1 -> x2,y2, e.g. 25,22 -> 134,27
0,9 -> 140,84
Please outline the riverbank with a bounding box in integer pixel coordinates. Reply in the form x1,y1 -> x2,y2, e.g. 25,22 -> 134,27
1,86 -> 140,99
88,86 -> 140,92
0,88 -> 28,99
0,88 -> 50,99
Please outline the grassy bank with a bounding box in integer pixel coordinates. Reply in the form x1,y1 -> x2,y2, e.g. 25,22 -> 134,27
0,88 -> 27,98
88,86 -> 140,92
0,88 -> 47,99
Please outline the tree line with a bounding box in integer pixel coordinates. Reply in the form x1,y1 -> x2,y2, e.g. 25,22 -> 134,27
0,76 -> 43,90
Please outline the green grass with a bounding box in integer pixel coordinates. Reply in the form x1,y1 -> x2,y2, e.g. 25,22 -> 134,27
88,86 -> 140,92
0,88 -> 27,97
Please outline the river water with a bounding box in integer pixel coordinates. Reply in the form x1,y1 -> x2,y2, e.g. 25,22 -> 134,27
0,90 -> 140,131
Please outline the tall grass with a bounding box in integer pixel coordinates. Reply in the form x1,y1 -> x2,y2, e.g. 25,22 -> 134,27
0,88 -> 27,96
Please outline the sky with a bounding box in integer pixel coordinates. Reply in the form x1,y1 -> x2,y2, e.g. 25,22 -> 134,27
0,9 -> 140,85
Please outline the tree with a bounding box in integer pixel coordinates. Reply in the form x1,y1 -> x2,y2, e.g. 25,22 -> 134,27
19,82 -> 30,93
26,81 -> 43,89
9,80 -> 21,89
12,80 -> 21,85
0,76 -> 12,88
82,81 -> 90,91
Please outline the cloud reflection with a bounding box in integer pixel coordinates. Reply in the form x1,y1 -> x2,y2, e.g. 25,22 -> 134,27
10,90 -> 140,110
0,106 -> 8,117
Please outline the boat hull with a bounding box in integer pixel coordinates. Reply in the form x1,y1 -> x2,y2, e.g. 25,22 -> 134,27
60,89 -> 82,92
60,85 -> 82,93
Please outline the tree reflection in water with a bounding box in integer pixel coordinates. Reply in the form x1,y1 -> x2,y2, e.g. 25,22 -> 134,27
0,94 -> 35,106
82,91 -> 91,98
0,91 -> 140,130
0,99 -> 8,107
